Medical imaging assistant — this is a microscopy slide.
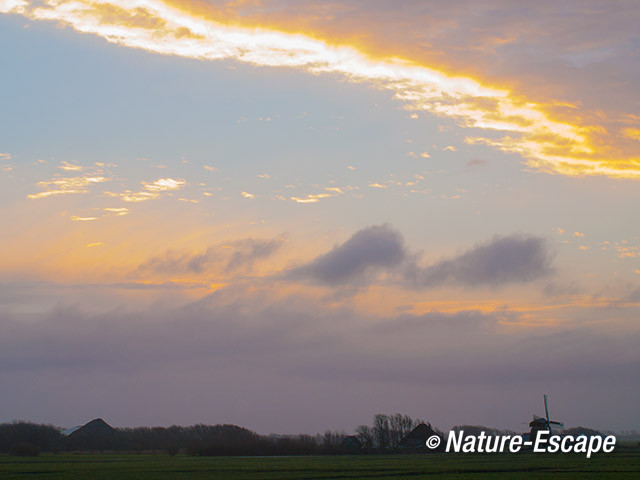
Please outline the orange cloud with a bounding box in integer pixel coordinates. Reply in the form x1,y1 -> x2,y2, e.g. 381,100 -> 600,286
3,0 -> 640,178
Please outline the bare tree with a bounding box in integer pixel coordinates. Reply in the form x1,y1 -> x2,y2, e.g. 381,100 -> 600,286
373,414 -> 391,450
389,413 -> 415,447
355,424 -> 374,450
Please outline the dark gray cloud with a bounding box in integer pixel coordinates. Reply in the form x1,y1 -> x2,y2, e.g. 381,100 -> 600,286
288,226 -> 553,288
405,234 -> 554,288
138,237 -> 285,275
287,224 -> 406,284
227,238 -> 283,271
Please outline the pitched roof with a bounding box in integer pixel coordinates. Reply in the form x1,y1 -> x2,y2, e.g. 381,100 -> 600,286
401,423 -> 438,441
70,418 -> 116,436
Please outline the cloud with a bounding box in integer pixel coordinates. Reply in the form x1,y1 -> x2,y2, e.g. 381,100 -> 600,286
143,178 -> 185,192
58,161 -> 82,171
27,175 -> 109,199
7,0 -> 640,178
103,207 -> 129,216
0,289 -> 638,432
139,237 -> 285,275
105,191 -> 158,202
404,234 -> 553,288
287,224 -> 406,284
226,238 -> 285,272
63,208 -> 129,222
0,1 -> 27,14
623,128 -> 640,141
287,186 -> 346,204
104,178 -> 186,202
289,225 -> 553,288
290,193 -> 332,203
84,3 -> 167,30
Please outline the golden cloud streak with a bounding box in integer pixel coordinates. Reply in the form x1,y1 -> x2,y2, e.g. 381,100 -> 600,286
3,0 -> 639,178
27,175 -> 109,199
290,193 -> 332,204
104,177 -> 186,202
143,177 -> 186,192
104,207 -> 129,216
58,160 -> 83,171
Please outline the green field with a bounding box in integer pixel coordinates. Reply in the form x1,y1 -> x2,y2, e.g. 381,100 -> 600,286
1,449 -> 638,479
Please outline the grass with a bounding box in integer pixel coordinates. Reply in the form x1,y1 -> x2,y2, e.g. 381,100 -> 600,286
0,448 -> 638,479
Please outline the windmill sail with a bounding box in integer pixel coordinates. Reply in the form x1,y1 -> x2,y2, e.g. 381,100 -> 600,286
541,394 -> 563,434
544,394 -> 551,433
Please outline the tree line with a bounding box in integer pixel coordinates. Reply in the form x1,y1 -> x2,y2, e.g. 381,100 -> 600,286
0,421 -> 339,456
0,413 -> 428,456
0,414 -> 618,456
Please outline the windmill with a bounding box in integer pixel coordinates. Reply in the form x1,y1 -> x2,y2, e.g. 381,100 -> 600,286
529,394 -> 564,441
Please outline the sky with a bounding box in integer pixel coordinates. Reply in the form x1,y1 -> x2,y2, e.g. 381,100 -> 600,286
1,0 -> 639,434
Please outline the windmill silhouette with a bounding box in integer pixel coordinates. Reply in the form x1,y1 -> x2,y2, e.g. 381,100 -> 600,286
529,394 -> 564,442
